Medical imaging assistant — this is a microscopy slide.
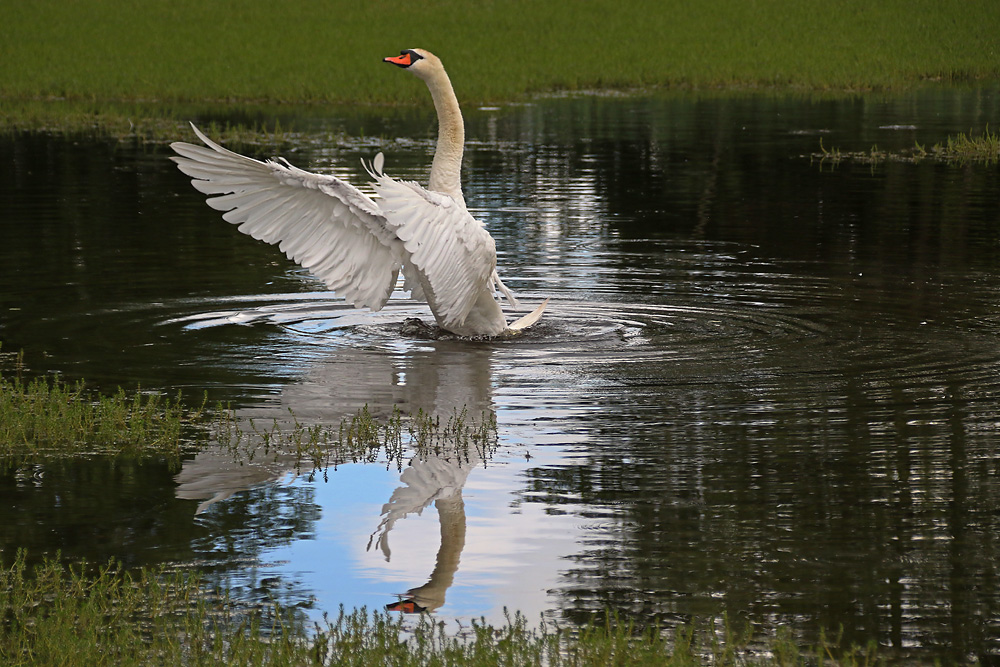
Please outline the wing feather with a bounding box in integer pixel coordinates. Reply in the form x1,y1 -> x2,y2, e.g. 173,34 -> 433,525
170,124 -> 403,310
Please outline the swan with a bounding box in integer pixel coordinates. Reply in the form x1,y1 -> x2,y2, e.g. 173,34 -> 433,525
170,48 -> 547,337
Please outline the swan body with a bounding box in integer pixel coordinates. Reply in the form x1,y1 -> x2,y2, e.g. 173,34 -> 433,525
170,48 -> 546,337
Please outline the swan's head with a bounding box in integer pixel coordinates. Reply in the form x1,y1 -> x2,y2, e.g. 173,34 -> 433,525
383,48 -> 441,80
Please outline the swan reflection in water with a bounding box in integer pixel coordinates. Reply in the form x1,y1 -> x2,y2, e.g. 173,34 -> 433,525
370,418 -> 482,613
175,335 -> 496,613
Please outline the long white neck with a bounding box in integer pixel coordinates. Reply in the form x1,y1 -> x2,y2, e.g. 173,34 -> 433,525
424,68 -> 466,207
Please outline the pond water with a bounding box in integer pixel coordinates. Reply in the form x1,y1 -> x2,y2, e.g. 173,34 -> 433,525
2,86 -> 1000,661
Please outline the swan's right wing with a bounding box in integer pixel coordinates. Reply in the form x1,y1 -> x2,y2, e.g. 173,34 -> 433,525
369,174 -> 499,330
171,125 -> 403,310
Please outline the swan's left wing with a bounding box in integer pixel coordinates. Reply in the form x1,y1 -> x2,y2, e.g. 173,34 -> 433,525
171,125 -> 403,311
369,173 -> 500,329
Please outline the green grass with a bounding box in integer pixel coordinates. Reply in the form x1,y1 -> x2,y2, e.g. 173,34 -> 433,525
0,551 -> 883,667
0,551 -> 311,667
0,97 -> 303,145
0,0 -> 998,136
0,347 -> 497,475
0,355 -> 203,461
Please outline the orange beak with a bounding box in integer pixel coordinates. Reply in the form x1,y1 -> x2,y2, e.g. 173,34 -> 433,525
384,52 -> 414,67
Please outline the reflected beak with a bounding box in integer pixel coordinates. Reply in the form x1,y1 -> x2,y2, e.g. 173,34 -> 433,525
385,598 -> 426,613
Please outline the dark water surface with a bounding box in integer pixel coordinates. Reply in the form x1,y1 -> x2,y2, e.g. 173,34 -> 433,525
3,86 -> 1000,661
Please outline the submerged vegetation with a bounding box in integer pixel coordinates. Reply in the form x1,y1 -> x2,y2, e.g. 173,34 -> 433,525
1,0 -> 998,137
0,552 -> 883,667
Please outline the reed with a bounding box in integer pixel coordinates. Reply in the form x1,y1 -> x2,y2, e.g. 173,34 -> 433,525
0,551 -> 882,667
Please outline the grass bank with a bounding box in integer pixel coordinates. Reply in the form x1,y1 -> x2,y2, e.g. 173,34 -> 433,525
0,553 -> 880,667
1,0 -> 998,136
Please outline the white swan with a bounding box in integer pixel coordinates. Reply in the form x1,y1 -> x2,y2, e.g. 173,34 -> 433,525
170,48 -> 547,337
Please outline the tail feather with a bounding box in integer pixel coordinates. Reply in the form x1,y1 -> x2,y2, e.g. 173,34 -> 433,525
508,299 -> 549,332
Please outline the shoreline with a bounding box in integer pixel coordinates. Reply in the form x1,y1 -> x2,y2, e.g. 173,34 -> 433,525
3,78 -> 999,143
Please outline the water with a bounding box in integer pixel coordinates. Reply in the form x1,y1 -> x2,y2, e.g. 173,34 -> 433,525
3,86 -> 1000,661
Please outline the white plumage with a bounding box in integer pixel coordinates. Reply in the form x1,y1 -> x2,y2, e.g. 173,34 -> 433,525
170,48 -> 546,337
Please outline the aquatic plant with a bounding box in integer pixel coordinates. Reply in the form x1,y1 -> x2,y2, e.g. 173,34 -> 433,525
0,550 -> 309,667
0,355 -> 203,460
0,347 -> 496,476
215,405 -> 499,478
0,551 -> 883,666
815,137 -> 844,164
812,127 -> 1000,166
928,125 -> 1000,165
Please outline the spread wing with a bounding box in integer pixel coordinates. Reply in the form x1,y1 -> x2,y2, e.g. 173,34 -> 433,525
170,124 -> 404,310
369,170 -> 500,329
